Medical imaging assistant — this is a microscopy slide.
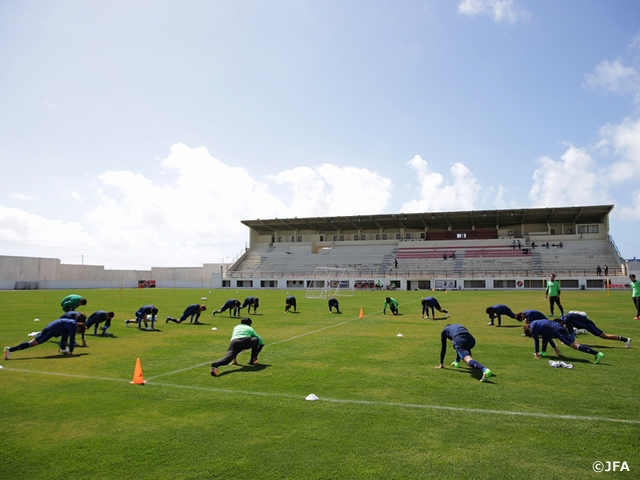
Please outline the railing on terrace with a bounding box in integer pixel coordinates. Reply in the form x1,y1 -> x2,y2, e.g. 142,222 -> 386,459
224,266 -> 626,279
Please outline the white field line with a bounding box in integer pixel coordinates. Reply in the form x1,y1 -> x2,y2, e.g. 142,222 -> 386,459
2,366 -> 639,425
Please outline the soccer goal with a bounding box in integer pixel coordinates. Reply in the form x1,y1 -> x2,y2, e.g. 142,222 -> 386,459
305,267 -> 355,299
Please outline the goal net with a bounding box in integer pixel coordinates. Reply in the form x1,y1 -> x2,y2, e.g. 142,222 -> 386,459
305,267 -> 355,299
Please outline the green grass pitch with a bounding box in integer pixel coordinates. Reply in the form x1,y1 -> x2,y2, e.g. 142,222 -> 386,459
1,287 -> 638,479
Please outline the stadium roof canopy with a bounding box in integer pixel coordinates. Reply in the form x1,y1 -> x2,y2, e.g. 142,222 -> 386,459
242,205 -> 614,234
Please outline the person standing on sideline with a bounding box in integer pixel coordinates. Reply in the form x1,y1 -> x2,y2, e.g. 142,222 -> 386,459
240,297 -> 259,315
485,304 -> 517,326
85,310 -> 115,335
124,305 -> 158,330
435,324 -> 493,382
210,317 -> 265,377
4,318 -> 86,359
383,297 -> 399,315
523,320 -> 604,364
285,295 -> 297,312
421,296 -> 449,319
61,294 -> 87,312
328,297 -> 341,313
630,274 -> 640,320
560,312 -> 630,348
166,304 -> 207,324
545,274 -> 564,317
212,299 -> 241,317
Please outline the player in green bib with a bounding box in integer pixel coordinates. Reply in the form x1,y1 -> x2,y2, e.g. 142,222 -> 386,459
545,274 -> 564,317
630,274 -> 640,320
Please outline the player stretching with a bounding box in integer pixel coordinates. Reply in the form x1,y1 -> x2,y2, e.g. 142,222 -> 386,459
435,324 -> 493,382
523,320 -> 604,364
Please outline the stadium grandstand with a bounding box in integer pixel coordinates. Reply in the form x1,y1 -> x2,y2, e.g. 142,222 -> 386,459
227,205 -> 627,291
0,205 -> 630,291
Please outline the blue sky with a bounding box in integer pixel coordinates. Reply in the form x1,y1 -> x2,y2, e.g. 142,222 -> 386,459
1,0 -> 640,269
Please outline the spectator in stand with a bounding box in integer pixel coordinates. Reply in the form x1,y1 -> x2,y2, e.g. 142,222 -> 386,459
596,265 -> 602,276
604,265 -> 609,276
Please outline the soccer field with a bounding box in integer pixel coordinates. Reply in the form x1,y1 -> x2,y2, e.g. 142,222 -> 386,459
1,288 -> 638,479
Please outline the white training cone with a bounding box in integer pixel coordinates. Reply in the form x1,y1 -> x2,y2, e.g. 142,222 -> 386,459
211,327 -> 218,331
34,318 -> 40,322
305,394 -> 319,401
397,333 -> 403,337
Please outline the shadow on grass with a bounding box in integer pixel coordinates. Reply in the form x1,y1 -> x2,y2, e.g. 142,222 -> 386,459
6,352 -> 90,361
448,366 -> 497,384
215,364 -> 270,377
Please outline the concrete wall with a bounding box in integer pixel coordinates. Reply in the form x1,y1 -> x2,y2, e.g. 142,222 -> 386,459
0,255 -> 228,290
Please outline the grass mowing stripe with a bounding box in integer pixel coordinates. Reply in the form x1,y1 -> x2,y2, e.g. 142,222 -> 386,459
1,367 -> 129,383
3,367 -> 638,425
148,298 -> 421,380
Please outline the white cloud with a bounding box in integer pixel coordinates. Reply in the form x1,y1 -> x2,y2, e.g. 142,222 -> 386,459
584,59 -> 640,102
12,193 -> 35,201
457,0 -> 531,23
0,205 -> 92,249
628,31 -> 640,55
71,191 -> 83,203
528,146 -> 611,207
599,117 -> 640,182
618,189 -> 640,220
0,143 -> 393,268
268,163 -> 393,217
401,155 -> 481,212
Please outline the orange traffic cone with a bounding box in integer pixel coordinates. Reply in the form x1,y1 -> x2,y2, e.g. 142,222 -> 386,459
130,357 -> 146,385
359,308 -> 364,319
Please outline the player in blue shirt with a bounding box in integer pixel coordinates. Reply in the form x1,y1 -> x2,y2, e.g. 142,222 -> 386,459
560,312 -> 630,348
523,320 -> 604,364
61,311 -> 88,346
515,310 -> 548,323
212,299 -> 241,317
85,310 -> 115,335
285,296 -> 297,312
4,318 -> 86,359
421,296 -> 449,319
436,324 -> 493,382
328,297 -> 341,313
240,297 -> 260,315
166,304 -> 207,324
485,304 -> 516,326
124,305 -> 158,330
